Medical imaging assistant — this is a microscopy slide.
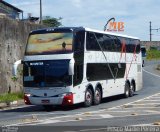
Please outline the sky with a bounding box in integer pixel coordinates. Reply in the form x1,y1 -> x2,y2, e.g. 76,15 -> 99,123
5,0 -> 160,41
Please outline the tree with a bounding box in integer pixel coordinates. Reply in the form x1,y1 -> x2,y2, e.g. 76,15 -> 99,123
42,16 -> 62,27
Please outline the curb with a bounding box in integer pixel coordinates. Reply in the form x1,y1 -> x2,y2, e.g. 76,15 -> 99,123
0,100 -> 24,109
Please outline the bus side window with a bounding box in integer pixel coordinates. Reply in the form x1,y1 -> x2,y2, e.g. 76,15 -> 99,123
86,32 -> 100,51
95,33 -> 104,50
111,36 -> 118,52
103,35 -> 113,51
136,44 -> 140,53
136,40 -> 140,53
126,38 -> 131,53
115,37 -> 121,52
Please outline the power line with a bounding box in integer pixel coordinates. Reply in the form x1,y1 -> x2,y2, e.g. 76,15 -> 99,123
149,21 -> 160,41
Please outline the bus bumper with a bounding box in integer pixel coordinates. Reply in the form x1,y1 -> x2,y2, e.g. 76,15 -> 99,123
24,92 -> 74,106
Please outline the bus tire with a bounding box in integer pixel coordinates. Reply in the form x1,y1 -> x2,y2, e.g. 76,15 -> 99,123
94,87 -> 102,105
124,82 -> 130,98
129,82 -> 135,97
84,88 -> 93,107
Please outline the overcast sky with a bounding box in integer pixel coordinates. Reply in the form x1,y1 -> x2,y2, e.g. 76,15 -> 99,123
5,0 -> 160,41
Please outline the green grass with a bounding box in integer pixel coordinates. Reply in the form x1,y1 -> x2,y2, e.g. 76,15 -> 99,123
146,49 -> 160,60
0,92 -> 23,103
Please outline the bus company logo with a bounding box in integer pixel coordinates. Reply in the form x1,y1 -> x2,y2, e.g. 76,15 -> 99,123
104,17 -> 125,32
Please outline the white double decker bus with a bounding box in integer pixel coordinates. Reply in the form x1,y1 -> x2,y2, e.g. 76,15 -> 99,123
13,27 -> 143,109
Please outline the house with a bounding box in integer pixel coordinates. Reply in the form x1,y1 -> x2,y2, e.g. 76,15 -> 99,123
0,0 -> 23,19
141,41 -> 160,50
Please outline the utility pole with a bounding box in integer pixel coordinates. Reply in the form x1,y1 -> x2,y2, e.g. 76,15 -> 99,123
150,21 -> 152,41
40,0 -> 42,24
149,21 -> 160,41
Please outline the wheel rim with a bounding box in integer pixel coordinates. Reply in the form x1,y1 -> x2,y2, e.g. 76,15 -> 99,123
126,87 -> 129,96
126,89 -> 129,96
95,89 -> 101,103
130,85 -> 134,96
86,91 -> 92,104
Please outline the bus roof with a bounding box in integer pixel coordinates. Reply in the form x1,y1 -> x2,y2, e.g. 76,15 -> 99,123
84,27 -> 139,40
30,27 -> 139,40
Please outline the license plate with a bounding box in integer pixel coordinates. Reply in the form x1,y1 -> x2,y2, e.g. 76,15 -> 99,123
41,100 -> 50,104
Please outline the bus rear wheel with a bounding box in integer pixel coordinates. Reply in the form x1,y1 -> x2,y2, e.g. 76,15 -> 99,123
94,87 -> 102,105
124,82 -> 130,98
84,89 -> 93,107
129,83 -> 135,97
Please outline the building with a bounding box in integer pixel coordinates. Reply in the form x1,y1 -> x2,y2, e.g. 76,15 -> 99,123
0,0 -> 23,19
141,41 -> 160,50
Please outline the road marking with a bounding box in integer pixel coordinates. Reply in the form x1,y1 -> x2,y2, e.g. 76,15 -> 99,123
121,107 -> 158,109
79,128 -> 108,132
3,93 -> 160,126
142,100 -> 160,101
143,68 -> 160,78
32,113 -> 160,126
99,114 -> 113,118
9,92 -> 160,126
108,93 -> 160,110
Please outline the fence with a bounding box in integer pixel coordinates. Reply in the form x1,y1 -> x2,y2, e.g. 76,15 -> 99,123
0,17 -> 44,93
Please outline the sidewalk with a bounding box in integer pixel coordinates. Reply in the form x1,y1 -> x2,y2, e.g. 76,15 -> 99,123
0,100 -> 24,109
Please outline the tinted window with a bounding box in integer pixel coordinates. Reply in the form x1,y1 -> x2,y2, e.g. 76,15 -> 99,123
135,40 -> 140,53
23,60 -> 72,87
87,63 -> 126,81
103,35 -> 114,51
73,64 -> 83,86
86,32 -> 140,53
86,32 -> 100,51
114,37 -> 121,52
118,37 -> 140,53
86,32 -> 119,52
74,31 -> 85,52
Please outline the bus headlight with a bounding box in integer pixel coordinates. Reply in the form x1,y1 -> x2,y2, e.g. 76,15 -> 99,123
24,93 -> 32,97
58,92 -> 72,97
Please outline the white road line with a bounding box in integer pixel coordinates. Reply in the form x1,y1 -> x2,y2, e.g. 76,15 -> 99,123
120,107 -> 159,109
99,114 -> 113,118
143,68 -> 160,78
108,93 -> 160,110
106,111 -> 133,112
128,103 -> 160,105
142,100 -> 160,101
146,96 -> 160,98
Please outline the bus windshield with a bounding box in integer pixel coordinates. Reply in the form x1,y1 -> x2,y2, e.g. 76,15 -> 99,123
23,60 -> 72,87
25,32 -> 73,55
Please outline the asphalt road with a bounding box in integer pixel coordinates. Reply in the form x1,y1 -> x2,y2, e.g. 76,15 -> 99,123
0,60 -> 160,132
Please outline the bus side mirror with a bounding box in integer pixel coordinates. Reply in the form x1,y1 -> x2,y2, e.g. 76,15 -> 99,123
68,59 -> 74,75
12,60 -> 22,76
